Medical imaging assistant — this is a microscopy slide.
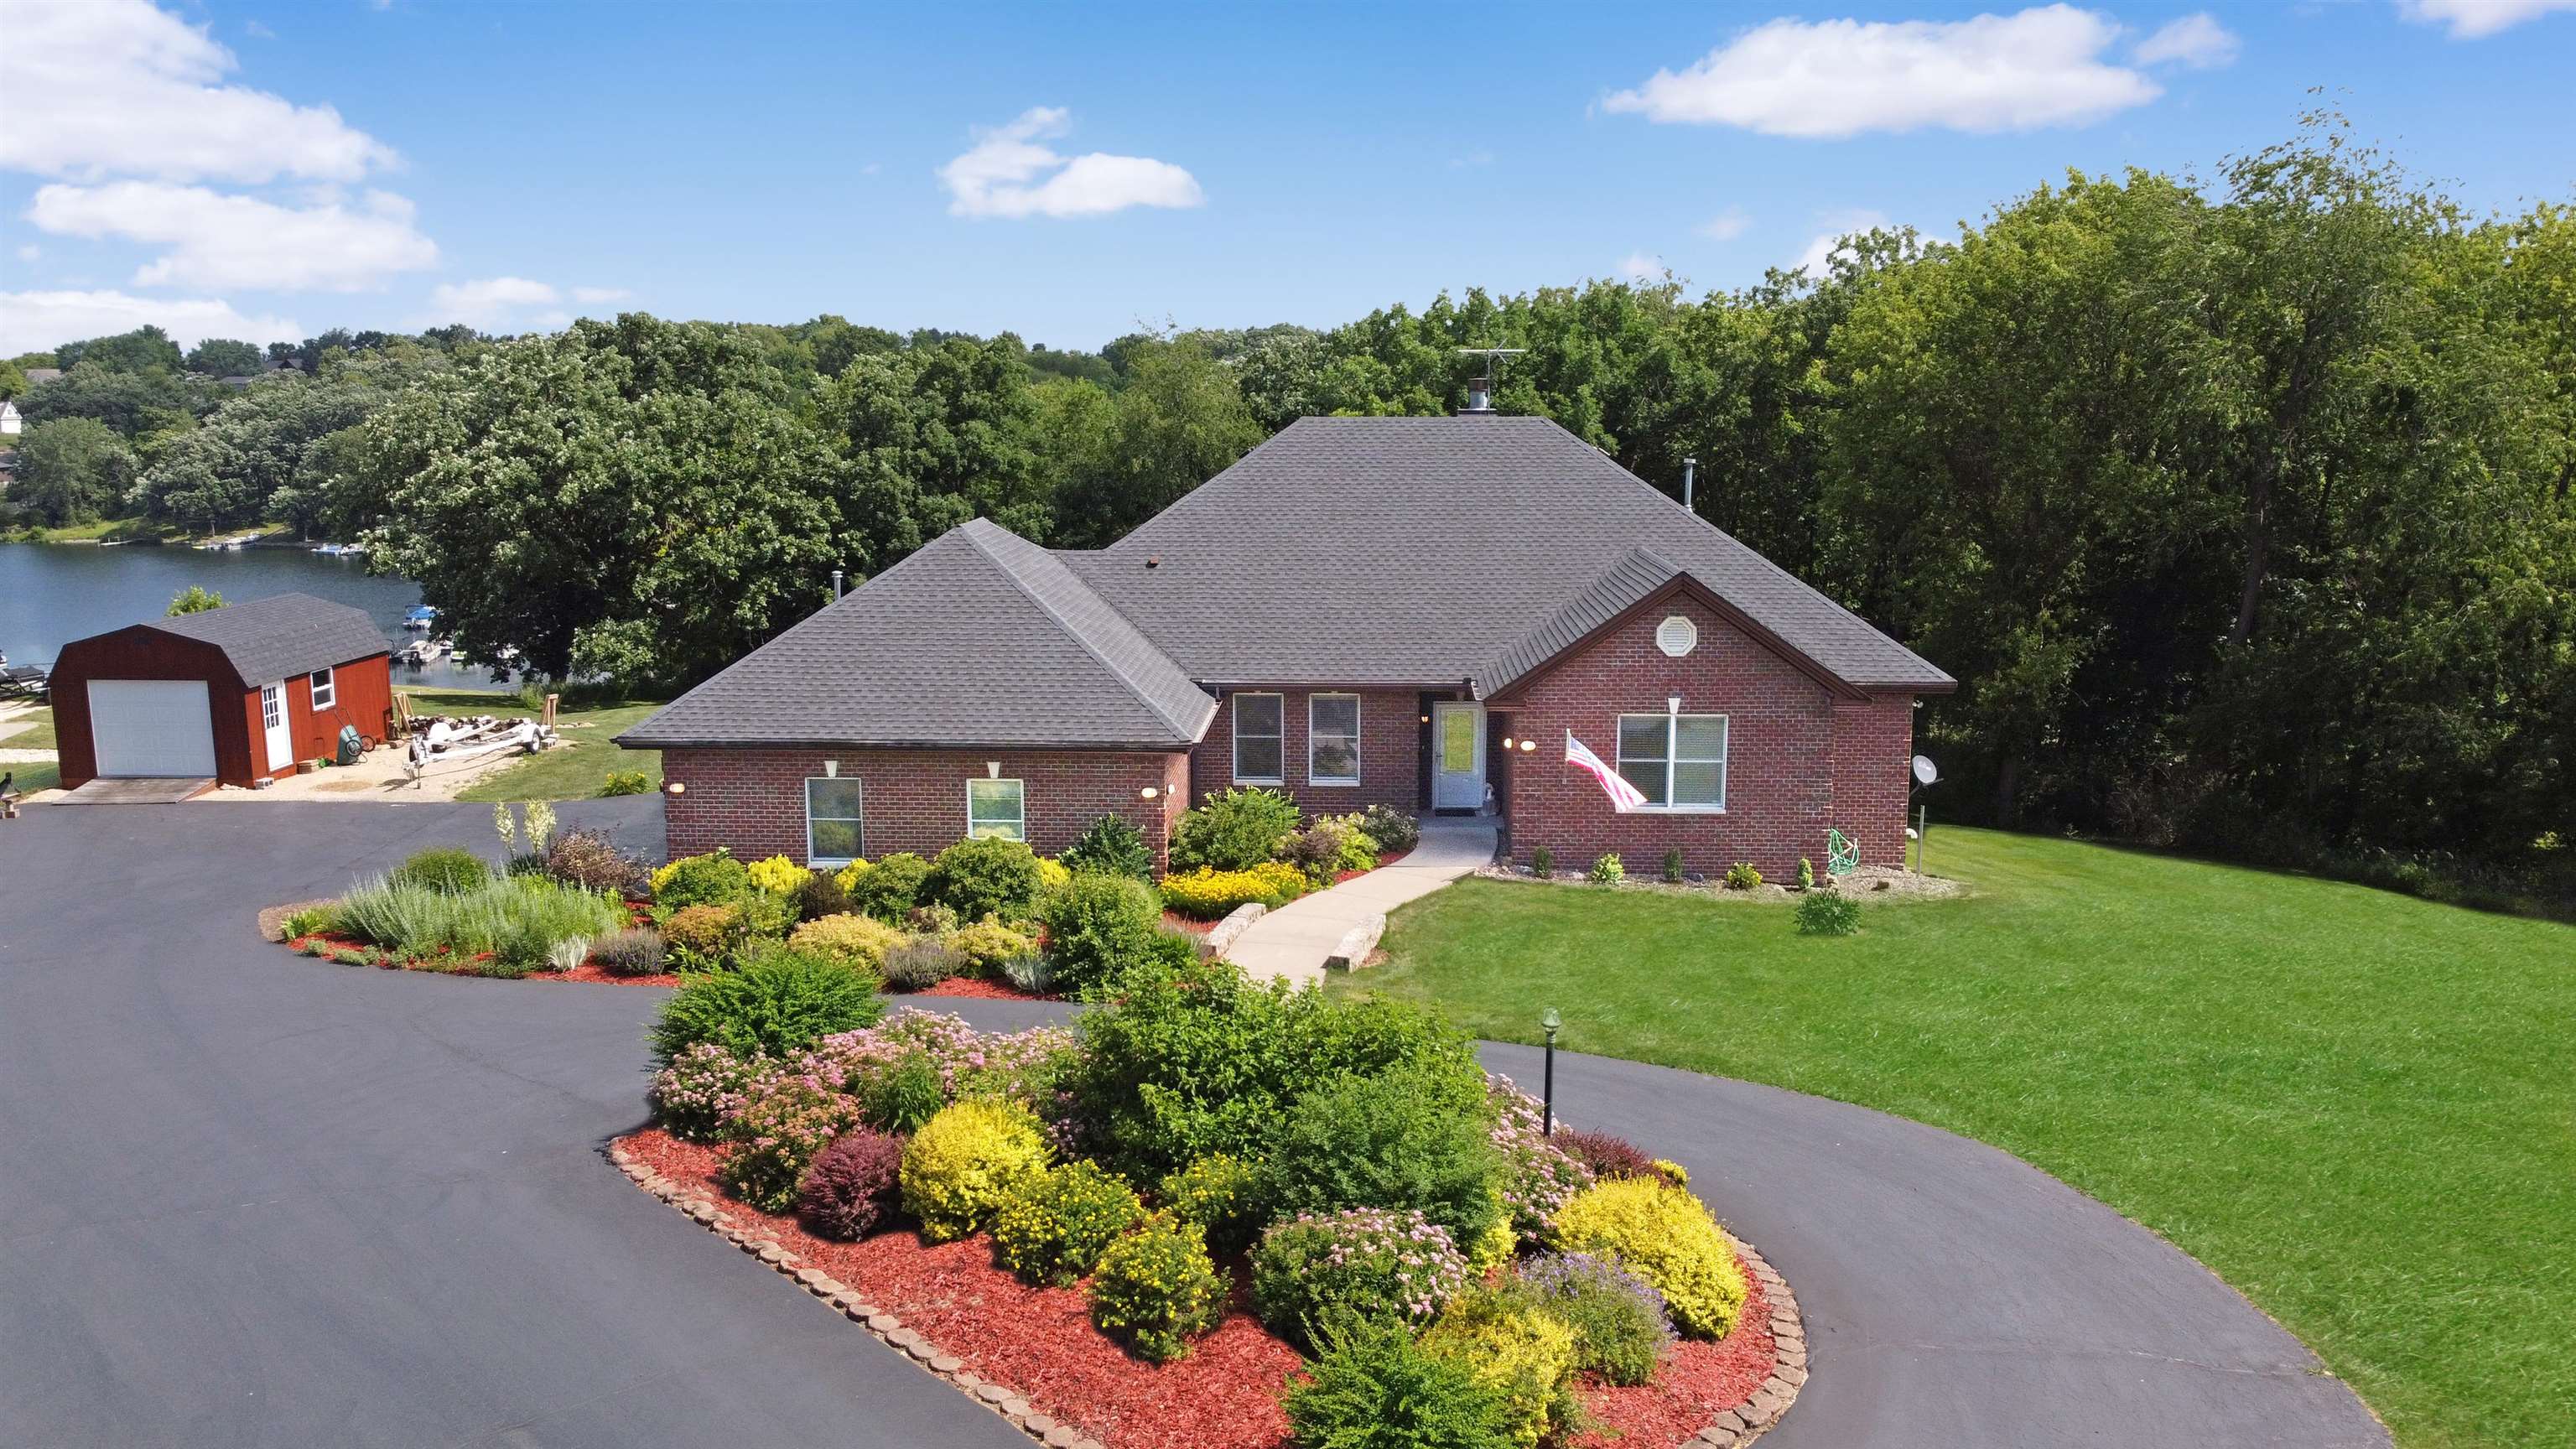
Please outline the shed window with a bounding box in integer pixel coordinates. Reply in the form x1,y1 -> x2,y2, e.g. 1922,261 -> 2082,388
1233,693 -> 1284,784
1615,712 -> 1727,811
967,778 -> 1026,842
308,666 -> 335,711
806,778 -> 865,865
1309,693 -> 1360,785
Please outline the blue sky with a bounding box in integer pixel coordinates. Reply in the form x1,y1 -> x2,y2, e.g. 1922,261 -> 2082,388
3,0 -> 2571,355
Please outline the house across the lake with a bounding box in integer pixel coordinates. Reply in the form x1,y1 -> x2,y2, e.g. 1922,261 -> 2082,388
621,415 -> 1952,876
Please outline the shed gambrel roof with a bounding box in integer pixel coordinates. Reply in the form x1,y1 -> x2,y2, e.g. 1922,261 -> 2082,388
621,518 -> 1215,750
146,592 -> 387,687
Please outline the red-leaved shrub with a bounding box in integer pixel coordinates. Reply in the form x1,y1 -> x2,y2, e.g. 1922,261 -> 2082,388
1555,1129 -> 1658,1182
797,1127 -> 906,1239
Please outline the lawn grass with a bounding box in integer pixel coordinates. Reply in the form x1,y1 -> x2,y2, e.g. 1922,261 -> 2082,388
393,688 -> 662,803
1337,828 -> 2575,1449
1,707 -> 59,794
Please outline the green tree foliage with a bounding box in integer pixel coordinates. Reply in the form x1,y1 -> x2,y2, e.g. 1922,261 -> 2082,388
14,362 -> 215,439
56,325 -> 183,374
817,332 -> 1055,568
0,361 -> 25,400
12,418 -> 137,524
165,586 -> 226,616
1050,335 -> 1265,546
132,345 -> 449,534
183,338 -> 266,376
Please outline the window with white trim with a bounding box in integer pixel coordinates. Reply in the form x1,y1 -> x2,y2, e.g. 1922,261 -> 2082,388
1615,712 -> 1727,811
805,777 -> 865,865
1308,693 -> 1360,785
261,683 -> 283,731
1233,693 -> 1284,784
967,777 -> 1026,842
308,666 -> 335,711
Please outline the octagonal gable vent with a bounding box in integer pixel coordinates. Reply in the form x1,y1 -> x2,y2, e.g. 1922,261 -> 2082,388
1655,615 -> 1699,657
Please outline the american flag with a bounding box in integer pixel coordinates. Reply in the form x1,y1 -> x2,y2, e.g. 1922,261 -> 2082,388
1565,730 -> 1647,813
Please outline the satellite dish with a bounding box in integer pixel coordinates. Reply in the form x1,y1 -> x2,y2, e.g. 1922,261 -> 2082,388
1911,755 -> 1939,786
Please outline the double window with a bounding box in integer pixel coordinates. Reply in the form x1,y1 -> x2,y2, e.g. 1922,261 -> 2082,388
1233,693 -> 1285,784
1308,693 -> 1360,785
1616,713 -> 1728,811
308,666 -> 335,711
805,777 -> 865,865
968,778 -> 1026,842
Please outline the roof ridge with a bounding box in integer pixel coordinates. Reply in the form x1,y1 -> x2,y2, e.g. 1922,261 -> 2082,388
958,520 -> 1203,742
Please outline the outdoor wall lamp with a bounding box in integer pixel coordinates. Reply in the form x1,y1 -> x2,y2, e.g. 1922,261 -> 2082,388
1140,786 -> 1160,800
1519,739 -> 1536,752
1501,735 -> 1515,749
1540,1007 -> 1562,1135
666,781 -> 685,795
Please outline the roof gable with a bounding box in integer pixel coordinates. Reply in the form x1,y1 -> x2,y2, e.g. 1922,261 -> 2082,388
144,592 -> 387,687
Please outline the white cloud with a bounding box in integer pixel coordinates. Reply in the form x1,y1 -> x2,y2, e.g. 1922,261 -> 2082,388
1792,210 -> 1893,278
27,181 -> 437,291
428,276 -> 560,327
0,0 -> 397,183
2133,13 -> 2241,67
570,286 -> 633,304
1698,208 -> 1753,241
0,288 -> 302,354
940,107 -> 1203,219
1604,6 -> 2162,138
1618,252 -> 1666,282
2397,0 -> 2576,35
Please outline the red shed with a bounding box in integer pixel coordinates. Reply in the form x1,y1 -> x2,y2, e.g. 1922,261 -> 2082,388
49,592 -> 395,792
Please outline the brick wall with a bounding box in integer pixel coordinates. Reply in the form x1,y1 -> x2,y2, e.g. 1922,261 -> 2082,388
1498,595 -> 1915,880
1186,688 -> 1426,814
661,746 -> 1189,867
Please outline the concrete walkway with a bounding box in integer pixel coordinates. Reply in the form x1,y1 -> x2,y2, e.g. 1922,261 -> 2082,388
1225,816 -> 1497,985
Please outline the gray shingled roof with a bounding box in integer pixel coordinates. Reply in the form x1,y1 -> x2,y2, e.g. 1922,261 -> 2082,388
621,518 -> 1215,749
148,592 -> 387,687
1069,415 -> 1950,692
1480,546 -> 1682,694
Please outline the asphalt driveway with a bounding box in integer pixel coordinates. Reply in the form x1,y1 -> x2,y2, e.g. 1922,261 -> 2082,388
0,801 -> 2386,1448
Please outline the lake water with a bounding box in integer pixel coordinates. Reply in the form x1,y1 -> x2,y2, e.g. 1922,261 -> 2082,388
0,542 -> 507,693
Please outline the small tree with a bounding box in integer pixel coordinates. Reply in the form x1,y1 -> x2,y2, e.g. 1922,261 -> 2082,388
165,585 -> 226,616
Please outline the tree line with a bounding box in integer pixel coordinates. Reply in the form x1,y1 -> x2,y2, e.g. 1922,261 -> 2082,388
7,117 -> 2568,883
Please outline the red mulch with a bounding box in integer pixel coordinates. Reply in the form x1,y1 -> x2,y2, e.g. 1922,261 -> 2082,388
618,1127 -> 1779,1449
908,976 -> 1055,1001
1161,911 -> 1215,936
621,1129 -> 1300,1449
287,931 -> 681,988
530,963 -> 684,988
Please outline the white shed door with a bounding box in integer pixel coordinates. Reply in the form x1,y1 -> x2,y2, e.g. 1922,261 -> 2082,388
88,679 -> 217,777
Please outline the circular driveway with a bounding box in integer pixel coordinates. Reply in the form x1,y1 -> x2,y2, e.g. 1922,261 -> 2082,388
0,801 -> 2385,1448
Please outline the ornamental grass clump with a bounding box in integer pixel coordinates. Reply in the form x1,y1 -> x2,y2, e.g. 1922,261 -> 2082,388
719,1078 -> 865,1212
589,927 -> 666,977
796,1126 -> 906,1239
994,1160 -> 1145,1285
648,946 -> 883,1067
1284,1314 -> 1511,1449
1551,1176 -> 1748,1337
333,872 -> 621,965
1251,1208 -> 1471,1349
1087,1213 -> 1226,1363
1418,1285 -> 1583,1448
900,1098 -> 1051,1241
880,937 -> 965,990
649,1041 -> 778,1141
1504,1251 -> 1675,1387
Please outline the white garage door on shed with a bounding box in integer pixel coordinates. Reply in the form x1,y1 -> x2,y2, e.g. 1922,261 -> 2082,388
87,679 -> 217,777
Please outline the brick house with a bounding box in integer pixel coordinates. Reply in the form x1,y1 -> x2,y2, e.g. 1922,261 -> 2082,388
622,416 -> 1951,876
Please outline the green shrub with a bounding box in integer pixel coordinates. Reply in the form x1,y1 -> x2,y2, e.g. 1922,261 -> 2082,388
1252,1208 -> 1471,1347
1357,804 -> 1421,857
1663,849 -> 1685,885
391,847 -> 489,893
1722,861 -> 1763,891
334,873 -> 621,964
1257,1066 -> 1506,1251
926,835 -> 1044,922
1156,1153 -> 1263,1255
848,851 -> 930,922
649,946 -> 884,1067
1157,863 -> 1306,919
945,917 -> 1040,978
1285,814 -> 1378,885
993,1161 -> 1145,1285
1795,889 -> 1862,936
900,1098 -> 1051,1241
590,927 -> 667,976
1551,1177 -> 1748,1337
1284,1314 -> 1512,1449
1418,1287 -> 1582,1448
544,829 -> 645,896
792,868 -> 850,922
1502,1252 -> 1675,1387
881,937 -> 964,990
1061,814 -> 1154,881
1087,1214 -> 1226,1363
1587,853 -> 1624,886
1797,856 -> 1816,890
1040,870 -> 1165,995
860,1052 -> 948,1133
1169,786 -> 1301,872
1530,846 -> 1554,876
718,1079 -> 864,1212
787,911 -> 906,971
652,849 -> 753,910
282,905 -> 336,940
661,902 -> 750,970
600,769 -> 652,797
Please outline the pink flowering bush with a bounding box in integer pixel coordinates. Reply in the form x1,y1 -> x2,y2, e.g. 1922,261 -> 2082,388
1486,1074 -> 1593,1238
719,1078 -> 865,1212
1250,1207 -> 1471,1350
649,1041 -> 781,1142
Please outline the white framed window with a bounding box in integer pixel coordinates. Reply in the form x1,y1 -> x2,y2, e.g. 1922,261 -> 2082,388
967,777 -> 1026,842
1232,692 -> 1285,784
805,777 -> 865,865
1308,693 -> 1360,785
308,666 -> 335,711
261,684 -> 283,730
1615,712 -> 1727,811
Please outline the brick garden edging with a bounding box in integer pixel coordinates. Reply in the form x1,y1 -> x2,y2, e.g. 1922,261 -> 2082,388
606,1139 -> 1807,1449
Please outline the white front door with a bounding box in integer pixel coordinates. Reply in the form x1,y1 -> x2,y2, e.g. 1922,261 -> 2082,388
1433,702 -> 1487,811
87,679 -> 217,777
259,681 -> 292,773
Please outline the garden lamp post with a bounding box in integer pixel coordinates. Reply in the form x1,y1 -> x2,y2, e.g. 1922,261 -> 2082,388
1541,1007 -> 1561,1135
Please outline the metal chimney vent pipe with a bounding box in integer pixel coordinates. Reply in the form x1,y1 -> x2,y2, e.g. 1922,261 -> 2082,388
1683,457 -> 1697,512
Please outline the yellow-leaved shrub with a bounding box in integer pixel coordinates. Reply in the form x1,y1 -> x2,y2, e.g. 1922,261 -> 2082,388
900,1098 -> 1051,1241
788,912 -> 908,972
747,854 -> 807,896
833,858 -> 874,894
1420,1290 -> 1581,1447
1156,862 -> 1307,920
1036,857 -> 1073,893
1551,1177 -> 1747,1337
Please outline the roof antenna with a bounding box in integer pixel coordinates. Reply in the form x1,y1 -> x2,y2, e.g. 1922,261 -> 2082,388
1454,347 -> 1525,415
